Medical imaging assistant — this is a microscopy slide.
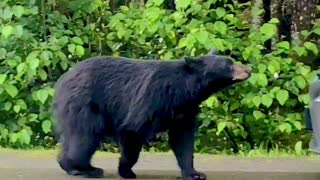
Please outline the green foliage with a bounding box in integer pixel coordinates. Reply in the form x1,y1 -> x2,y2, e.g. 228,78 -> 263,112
0,0 -> 318,154
0,0 -> 110,148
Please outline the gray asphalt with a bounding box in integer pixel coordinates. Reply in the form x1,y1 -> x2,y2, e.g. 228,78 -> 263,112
1,151 -> 320,180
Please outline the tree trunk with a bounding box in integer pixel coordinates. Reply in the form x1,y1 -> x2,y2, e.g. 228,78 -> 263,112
251,0 -> 264,32
270,0 -> 282,48
291,0 -> 317,43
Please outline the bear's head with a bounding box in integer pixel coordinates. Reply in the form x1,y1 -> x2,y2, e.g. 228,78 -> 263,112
184,49 -> 252,88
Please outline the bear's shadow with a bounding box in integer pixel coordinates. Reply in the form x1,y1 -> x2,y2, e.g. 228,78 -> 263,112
102,171 -> 181,179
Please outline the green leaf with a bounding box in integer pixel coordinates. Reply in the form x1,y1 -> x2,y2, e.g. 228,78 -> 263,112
253,110 -> 265,120
276,41 -> 290,50
57,51 -> 67,61
258,64 -> 266,73
261,94 -> 273,108
28,114 -> 38,122
178,37 -> 189,48
7,58 -> 18,67
248,73 -> 257,85
296,65 -> 311,76
293,46 -> 306,56
269,18 -> 280,24
312,27 -> 320,35
214,21 -> 227,35
72,37 -> 84,45
47,87 -> 55,97
16,99 -> 27,110
216,122 -> 226,135
215,7 -> 226,19
0,48 -> 6,59
39,69 -> 48,80
3,6 -> 13,20
59,36 -> 69,45
19,129 -> 31,145
12,5 -> 25,18
210,38 -> 224,51
4,102 -> 12,111
293,121 -> 302,130
201,118 -> 211,127
270,87 -> 280,94
29,58 -> 40,70
1,128 -> 9,139
267,64 -> 275,74
30,6 -> 39,15
293,76 -> 306,89
37,89 -> 48,104
301,30 -> 310,37
190,4 -> 201,13
14,25 -> 23,38
210,0 -> 218,4
68,44 -> 76,54
75,45 -> 85,56
60,61 -> 68,70
40,51 -> 50,61
279,123 -> 291,133
230,101 -> 240,111
42,120 -> 52,134
298,94 -> 310,105
0,74 -> 7,84
257,73 -> 268,87
17,62 -> 26,75
10,133 -> 19,144
153,0 -> 164,6
163,51 -> 173,60
242,46 -> 253,60
260,23 -> 277,39
294,141 -> 302,155
252,96 -> 261,107
268,59 -> 280,73
304,42 -> 318,55
205,96 -> 217,107
285,123 -> 292,133
5,84 -> 18,98
197,30 -> 209,45
144,7 -> 162,21
176,0 -> 192,9
2,25 -> 14,38
13,105 -> 20,113
17,118 -> 26,126
276,90 -> 289,106
26,51 -> 39,62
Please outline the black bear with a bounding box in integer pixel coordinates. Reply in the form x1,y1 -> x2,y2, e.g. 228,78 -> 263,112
52,49 -> 251,180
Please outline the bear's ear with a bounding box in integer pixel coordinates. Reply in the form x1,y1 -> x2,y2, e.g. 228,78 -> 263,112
208,48 -> 218,56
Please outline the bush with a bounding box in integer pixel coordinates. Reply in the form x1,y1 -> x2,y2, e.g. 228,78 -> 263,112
0,0 -> 319,153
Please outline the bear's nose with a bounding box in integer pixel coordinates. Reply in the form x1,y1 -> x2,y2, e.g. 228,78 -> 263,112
232,64 -> 252,81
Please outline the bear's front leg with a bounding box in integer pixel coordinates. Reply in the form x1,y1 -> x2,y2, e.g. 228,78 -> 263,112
118,131 -> 144,179
168,124 -> 207,180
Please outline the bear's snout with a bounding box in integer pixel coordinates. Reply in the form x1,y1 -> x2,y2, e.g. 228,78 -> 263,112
232,64 -> 252,81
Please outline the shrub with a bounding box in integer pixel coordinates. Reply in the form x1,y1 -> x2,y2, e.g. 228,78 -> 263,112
0,0 -> 318,154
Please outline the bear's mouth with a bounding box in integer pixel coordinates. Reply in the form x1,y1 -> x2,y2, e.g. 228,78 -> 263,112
232,64 -> 252,81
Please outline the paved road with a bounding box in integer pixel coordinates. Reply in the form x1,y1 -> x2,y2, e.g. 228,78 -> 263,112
1,151 -> 320,180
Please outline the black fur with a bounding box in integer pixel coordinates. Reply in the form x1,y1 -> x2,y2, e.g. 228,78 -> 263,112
52,50 -> 250,180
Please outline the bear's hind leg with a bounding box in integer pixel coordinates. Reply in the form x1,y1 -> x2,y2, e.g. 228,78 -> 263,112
118,131 -> 144,179
57,105 -> 106,178
58,131 -> 105,178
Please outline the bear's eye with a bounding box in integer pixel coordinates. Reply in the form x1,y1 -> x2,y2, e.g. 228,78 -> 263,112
225,58 -> 234,65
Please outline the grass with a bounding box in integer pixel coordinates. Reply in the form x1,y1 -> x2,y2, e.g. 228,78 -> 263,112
0,147 -> 318,159
235,148 -> 319,158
